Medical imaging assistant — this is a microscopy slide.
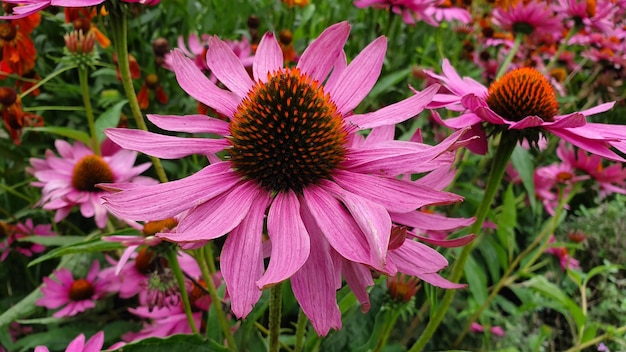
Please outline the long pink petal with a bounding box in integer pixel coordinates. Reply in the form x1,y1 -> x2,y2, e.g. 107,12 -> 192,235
411,233 -> 476,248
102,163 -> 238,220
171,49 -> 240,117
328,36 -> 387,115
147,114 -> 230,135
105,128 -> 229,158
392,211 -> 474,231
346,84 -> 439,129
222,193 -> 271,317
206,36 -> 255,97
297,22 -> 350,83
417,272 -> 467,289
391,239 -> 448,274
257,191 -> 310,289
291,215 -> 341,336
342,259 -> 374,313
164,181 -> 264,242
253,33 -> 283,83
83,331 -> 105,352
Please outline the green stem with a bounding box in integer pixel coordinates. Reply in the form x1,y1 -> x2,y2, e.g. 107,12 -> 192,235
545,24 -> 578,73
374,309 -> 401,352
564,324 -> 626,352
294,309 -> 308,352
408,136 -> 517,352
165,250 -> 198,334
18,64 -> 77,99
269,283 -> 283,352
496,33 -> 523,80
78,67 -> 100,155
108,8 -> 168,183
198,245 -> 237,351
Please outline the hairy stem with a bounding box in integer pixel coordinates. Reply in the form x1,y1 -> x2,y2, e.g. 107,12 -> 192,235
269,283 -> 283,352
78,67 -> 100,155
165,250 -> 198,334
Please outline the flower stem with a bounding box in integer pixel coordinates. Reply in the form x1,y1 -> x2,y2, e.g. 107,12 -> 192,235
164,249 -> 198,334
294,308 -> 307,352
496,33 -> 523,80
269,283 -> 283,352
198,244 -> 238,351
78,67 -> 100,156
564,324 -> 626,352
18,64 -> 77,100
545,24 -> 579,73
408,136 -> 517,352
108,8 -> 168,183
374,309 -> 401,352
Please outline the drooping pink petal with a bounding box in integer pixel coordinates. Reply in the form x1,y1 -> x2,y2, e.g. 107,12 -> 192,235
297,21 -> 350,83
206,36 -> 255,97
222,193 -> 271,317
392,211 -> 474,231
164,181 -> 264,242
257,190 -> 311,289
346,84 -> 439,129
253,33 -> 283,83
171,49 -> 240,117
415,272 -> 467,289
342,259 -> 374,312
508,116 -> 545,130
411,233 -> 476,248
146,114 -> 230,135
105,128 -> 229,159
391,239 -> 448,274
292,212 -> 341,336
547,113 -> 586,129
102,163 -> 238,220
328,36 -> 387,115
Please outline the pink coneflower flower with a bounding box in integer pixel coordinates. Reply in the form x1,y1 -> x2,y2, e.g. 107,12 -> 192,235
0,219 -> 55,261
36,261 -> 107,317
0,0 -> 159,19
101,22 -> 470,335
354,0 -> 441,26
121,304 -> 203,343
470,322 -> 506,336
424,60 -> 625,161
533,162 -> 586,214
492,0 -> 563,37
545,235 -> 581,270
28,139 -> 155,228
34,331 -> 104,352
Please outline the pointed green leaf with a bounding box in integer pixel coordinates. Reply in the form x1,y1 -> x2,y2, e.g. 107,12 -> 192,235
95,100 -> 127,142
23,127 -> 91,145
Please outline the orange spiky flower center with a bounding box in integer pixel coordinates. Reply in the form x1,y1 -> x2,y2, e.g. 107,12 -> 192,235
486,67 -> 559,122
135,247 -> 157,274
71,155 -> 114,192
69,278 -> 95,301
229,67 -> 348,193
142,218 -> 178,237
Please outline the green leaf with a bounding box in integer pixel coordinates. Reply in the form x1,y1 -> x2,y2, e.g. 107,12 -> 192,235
95,100 -> 127,142
16,235 -> 86,247
522,276 -> 586,329
23,126 -> 91,145
0,285 -> 43,328
582,264 -> 625,287
112,334 -> 229,352
511,146 -> 537,212
28,238 -> 124,267
367,68 -> 413,100
464,256 -> 488,305
497,184 -> 517,257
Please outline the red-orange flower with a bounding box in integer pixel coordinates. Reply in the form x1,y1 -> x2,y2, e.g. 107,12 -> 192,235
0,20 -> 37,76
0,87 -> 43,144
65,7 -> 110,48
113,53 -> 141,81
137,74 -> 168,110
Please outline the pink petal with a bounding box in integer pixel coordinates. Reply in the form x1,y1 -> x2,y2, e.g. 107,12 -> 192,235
391,239 -> 448,274
222,193 -> 271,317
346,84 -> 439,129
297,22 -> 350,83
206,36 -> 254,97
163,181 -> 264,242
417,272 -> 467,289
548,113 -> 586,129
323,50 -> 347,93
171,49 -> 240,117
102,163 -> 239,220
291,214 -> 341,336
328,36 -> 387,115
147,114 -> 230,135
411,233 -> 476,248
65,334 -> 86,352
256,191 -> 311,289
392,211 -> 475,231
105,128 -> 229,159
342,259 -> 374,313
549,128 -> 625,162
253,33 -> 283,83
83,331 -> 104,352
508,115 -> 545,130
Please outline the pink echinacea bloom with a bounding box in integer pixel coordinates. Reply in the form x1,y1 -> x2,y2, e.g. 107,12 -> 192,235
34,331 -> 104,352
101,22 -> 471,335
28,139 -> 155,228
0,219 -> 55,261
0,0 -> 159,19
36,260 -> 107,317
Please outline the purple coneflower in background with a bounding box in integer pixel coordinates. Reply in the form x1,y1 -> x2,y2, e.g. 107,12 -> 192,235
34,331 -> 104,352
101,22 -> 471,335
0,219 -> 55,261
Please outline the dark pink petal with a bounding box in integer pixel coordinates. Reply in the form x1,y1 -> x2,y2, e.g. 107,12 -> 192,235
430,109 -> 483,129
414,166 -> 455,190
474,105 -> 508,125
0,1 -> 48,19
411,233 -> 476,248
575,101 -> 615,116
297,22 -> 350,83
147,114 -> 230,135
253,33 -> 283,83
102,163 -> 238,220
392,211 -> 474,231
417,272 -> 467,289
257,191 -> 310,289
508,116 -> 545,130
321,181 -> 391,270
328,36 -> 387,115
165,181 -> 264,242
548,113 -> 586,129
346,84 -> 439,129
342,259 -> 374,313
222,194 -> 271,317
548,128 -> 625,162
105,128 -> 229,159
302,185 -> 373,267
334,170 -> 462,212
291,214 -> 341,336
391,239 -> 448,274
206,36 -> 255,97
65,334 -> 86,351
171,49 -> 240,117
84,331 -> 105,352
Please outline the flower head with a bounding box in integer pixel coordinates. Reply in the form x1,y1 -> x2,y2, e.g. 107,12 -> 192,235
102,22 -> 469,335
0,219 -> 55,261
28,139 -> 155,228
36,261 -> 107,317
34,331 -> 104,352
